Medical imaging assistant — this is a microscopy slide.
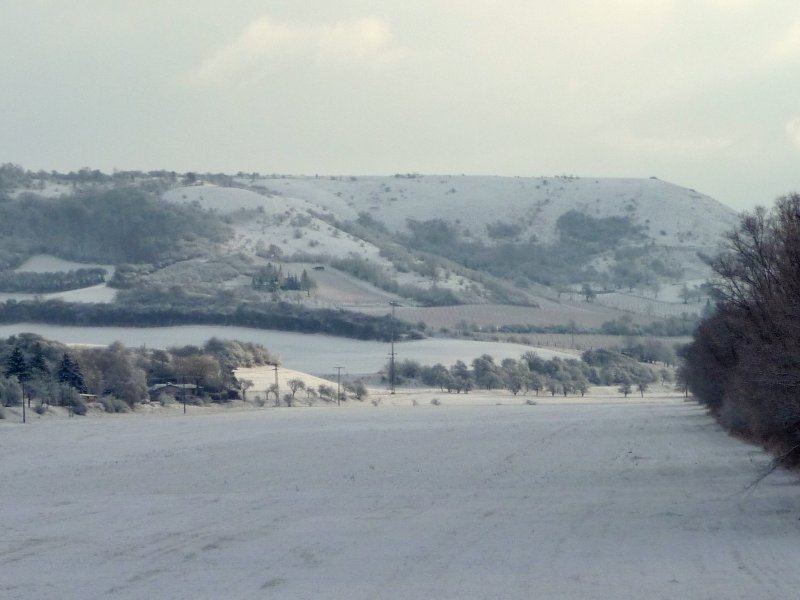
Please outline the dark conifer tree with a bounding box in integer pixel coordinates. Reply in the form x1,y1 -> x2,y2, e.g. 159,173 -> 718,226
30,343 -> 49,376
57,353 -> 87,393
5,346 -> 29,382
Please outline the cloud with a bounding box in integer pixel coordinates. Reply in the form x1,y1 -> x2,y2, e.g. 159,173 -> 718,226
186,16 -> 406,86
770,21 -> 800,63
703,0 -> 755,7
786,118 -> 800,149
608,130 -> 737,160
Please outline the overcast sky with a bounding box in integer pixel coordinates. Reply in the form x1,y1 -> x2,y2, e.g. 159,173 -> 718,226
2,1 -> 799,210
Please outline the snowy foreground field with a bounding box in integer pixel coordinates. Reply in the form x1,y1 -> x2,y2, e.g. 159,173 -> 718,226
3,402 -> 800,599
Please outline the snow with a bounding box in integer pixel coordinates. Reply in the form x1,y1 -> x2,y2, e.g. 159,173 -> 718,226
0,284 -> 117,304
238,175 -> 738,248
1,254 -> 118,303
14,254 -> 114,275
2,401 -> 799,599
161,177 -> 737,311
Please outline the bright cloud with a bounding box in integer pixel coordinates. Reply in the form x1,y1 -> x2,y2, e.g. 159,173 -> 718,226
609,130 -> 738,160
769,21 -> 800,63
786,118 -> 800,149
187,16 -> 406,85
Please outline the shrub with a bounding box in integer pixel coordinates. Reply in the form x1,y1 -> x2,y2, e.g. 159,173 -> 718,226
99,395 -> 129,413
344,380 -> 368,401
0,376 -> 22,406
70,398 -> 88,416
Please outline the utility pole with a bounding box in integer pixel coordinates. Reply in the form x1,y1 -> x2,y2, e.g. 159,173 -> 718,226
21,381 -> 26,424
334,366 -> 344,406
273,363 -> 279,406
389,301 -> 399,394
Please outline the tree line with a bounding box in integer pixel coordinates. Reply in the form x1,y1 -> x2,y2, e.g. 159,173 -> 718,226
0,292 -> 416,342
386,348 -> 664,397
0,268 -> 106,293
0,334 -> 276,417
684,194 -> 800,463
0,186 -> 231,267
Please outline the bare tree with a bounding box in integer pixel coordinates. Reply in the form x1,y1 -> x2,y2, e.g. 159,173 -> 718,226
239,379 -> 253,402
287,378 -> 306,402
686,194 -> 800,463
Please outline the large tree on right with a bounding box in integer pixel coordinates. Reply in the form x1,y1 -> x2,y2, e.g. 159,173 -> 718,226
686,194 -> 800,461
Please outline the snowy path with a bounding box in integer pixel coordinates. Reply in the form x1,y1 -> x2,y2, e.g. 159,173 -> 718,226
2,403 -> 800,599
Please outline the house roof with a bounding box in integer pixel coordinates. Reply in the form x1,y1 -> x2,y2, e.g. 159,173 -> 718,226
148,383 -> 199,392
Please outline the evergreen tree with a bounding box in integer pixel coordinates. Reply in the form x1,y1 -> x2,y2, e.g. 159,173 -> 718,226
30,343 -> 49,376
300,269 -> 316,296
5,346 -> 29,382
57,353 -> 87,393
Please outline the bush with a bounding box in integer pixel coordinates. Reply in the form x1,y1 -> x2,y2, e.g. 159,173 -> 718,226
0,376 -> 22,406
70,398 -> 88,416
99,395 -> 129,413
344,380 -> 368,401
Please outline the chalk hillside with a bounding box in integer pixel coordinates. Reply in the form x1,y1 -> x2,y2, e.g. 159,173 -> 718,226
161,174 -> 737,320
1,167 -> 740,331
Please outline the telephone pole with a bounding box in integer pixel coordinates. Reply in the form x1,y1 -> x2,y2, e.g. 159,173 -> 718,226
272,363 -> 280,406
334,366 -> 344,406
389,301 -> 399,394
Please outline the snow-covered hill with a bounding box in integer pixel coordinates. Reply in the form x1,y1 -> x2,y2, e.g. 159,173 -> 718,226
156,175 -> 737,323
237,174 -> 738,249
1,168 -> 737,327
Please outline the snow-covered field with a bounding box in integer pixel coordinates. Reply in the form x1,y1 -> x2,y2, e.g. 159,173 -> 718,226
14,255 -> 114,275
593,292 -> 704,317
0,284 -> 117,304
0,325 -> 573,375
3,402 -> 799,599
0,254 -> 118,303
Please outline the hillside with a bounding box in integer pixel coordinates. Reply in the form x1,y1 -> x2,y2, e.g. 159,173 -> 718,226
0,166 -> 737,336
162,174 -> 735,322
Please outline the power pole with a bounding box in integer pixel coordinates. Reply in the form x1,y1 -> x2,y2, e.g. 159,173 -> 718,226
334,366 -> 344,406
389,301 -> 399,394
273,363 -> 280,406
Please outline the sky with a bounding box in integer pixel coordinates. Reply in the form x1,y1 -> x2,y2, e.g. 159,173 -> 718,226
2,1 -> 799,211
